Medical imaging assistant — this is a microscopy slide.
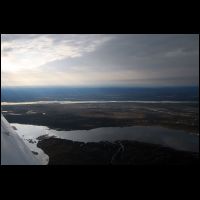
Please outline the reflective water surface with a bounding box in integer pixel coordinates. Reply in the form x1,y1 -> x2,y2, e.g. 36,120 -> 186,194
12,123 -> 199,163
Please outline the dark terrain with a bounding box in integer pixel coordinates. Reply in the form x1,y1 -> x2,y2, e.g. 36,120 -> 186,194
2,102 -> 199,134
37,137 -> 199,165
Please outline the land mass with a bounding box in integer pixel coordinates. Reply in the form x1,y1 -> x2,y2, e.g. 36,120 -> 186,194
37,137 -> 199,165
2,102 -> 199,165
2,102 -> 199,134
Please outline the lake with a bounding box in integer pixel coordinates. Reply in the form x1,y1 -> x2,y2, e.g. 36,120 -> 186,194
11,123 -> 199,164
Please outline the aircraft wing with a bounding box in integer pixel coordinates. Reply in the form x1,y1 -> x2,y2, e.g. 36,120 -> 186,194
1,114 -> 40,165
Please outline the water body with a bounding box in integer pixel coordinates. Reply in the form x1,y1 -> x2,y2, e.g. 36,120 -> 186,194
11,124 -> 49,165
2,100 -> 199,106
12,123 -> 199,164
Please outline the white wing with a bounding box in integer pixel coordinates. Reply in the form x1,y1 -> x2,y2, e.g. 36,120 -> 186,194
1,114 -> 40,165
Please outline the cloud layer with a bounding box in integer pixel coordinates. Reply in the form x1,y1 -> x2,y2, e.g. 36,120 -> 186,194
1,34 -> 199,87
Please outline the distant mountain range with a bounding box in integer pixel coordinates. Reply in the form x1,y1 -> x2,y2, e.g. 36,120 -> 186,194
1,86 -> 199,102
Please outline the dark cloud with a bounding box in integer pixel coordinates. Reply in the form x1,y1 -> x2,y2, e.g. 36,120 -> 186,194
40,34 -> 199,86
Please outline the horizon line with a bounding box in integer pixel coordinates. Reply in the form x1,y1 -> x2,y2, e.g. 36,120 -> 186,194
1,85 -> 199,89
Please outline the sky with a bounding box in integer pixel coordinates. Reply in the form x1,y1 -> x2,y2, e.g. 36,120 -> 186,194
1,34 -> 199,87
